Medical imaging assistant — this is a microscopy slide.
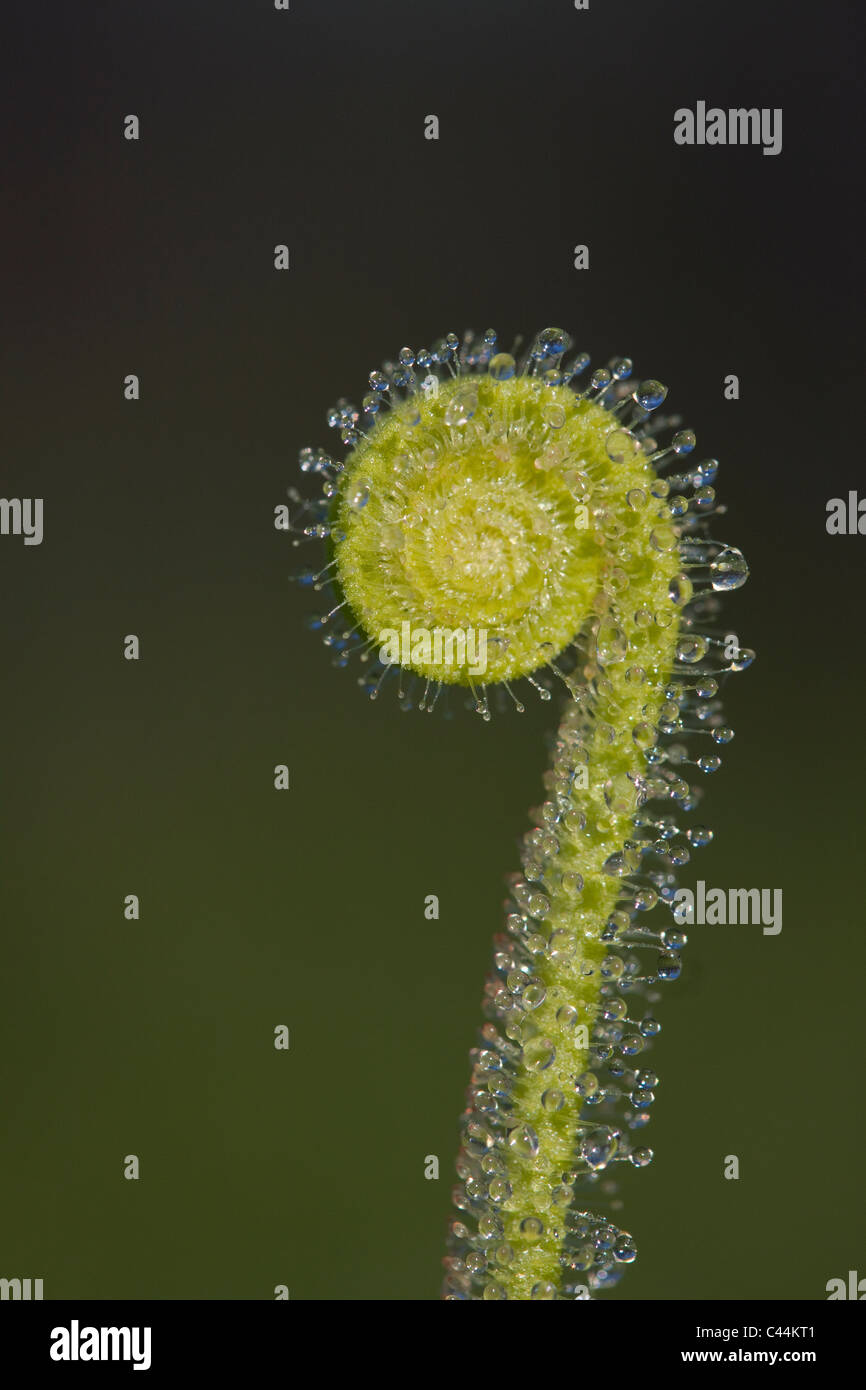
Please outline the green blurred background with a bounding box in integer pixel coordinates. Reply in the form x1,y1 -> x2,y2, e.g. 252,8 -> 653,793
1,0 -> 862,1299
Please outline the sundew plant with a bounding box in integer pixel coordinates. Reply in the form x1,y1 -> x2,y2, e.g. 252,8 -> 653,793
292,327 -> 752,1301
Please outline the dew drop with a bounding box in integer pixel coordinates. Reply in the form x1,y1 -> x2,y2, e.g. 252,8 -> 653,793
534,443 -> 563,471
477,1050 -> 501,1072
522,983 -> 547,1010
564,469 -> 592,501
527,891 -> 551,919
542,1088 -> 565,1112
632,721 -> 658,750
605,429 -> 640,464
478,1215 -> 502,1239
348,482 -> 370,511
560,872 -> 583,898
669,573 -> 693,605
523,1036 -> 556,1071
542,401 -> 567,429
531,1281 -> 557,1300
603,772 -> 641,814
488,353 -> 516,381
596,623 -> 629,666
519,1216 -> 545,1240
650,526 -> 677,552
548,928 -> 576,960
444,387 -> 478,426
509,1125 -> 540,1158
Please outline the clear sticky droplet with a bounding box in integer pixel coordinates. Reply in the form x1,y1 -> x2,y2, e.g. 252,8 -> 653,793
613,1234 -> 638,1263
537,326 -> 570,357
672,429 -> 696,455
710,546 -> 749,591
580,1127 -> 618,1171
633,380 -> 667,412
676,635 -> 708,664
574,1071 -> 599,1098
657,951 -> 681,980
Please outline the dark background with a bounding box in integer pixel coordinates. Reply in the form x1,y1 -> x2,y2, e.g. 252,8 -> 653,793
1,0 -> 863,1300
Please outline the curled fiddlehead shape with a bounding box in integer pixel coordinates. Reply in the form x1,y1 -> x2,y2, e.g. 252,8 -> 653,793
292,327 -> 752,1300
